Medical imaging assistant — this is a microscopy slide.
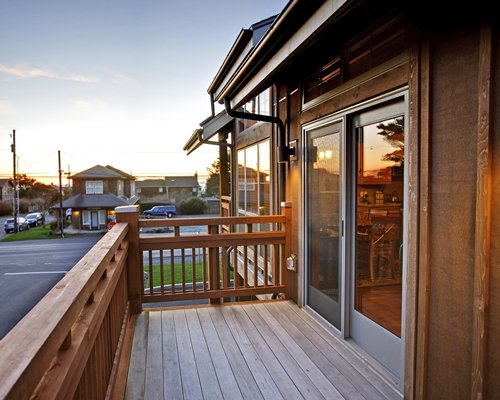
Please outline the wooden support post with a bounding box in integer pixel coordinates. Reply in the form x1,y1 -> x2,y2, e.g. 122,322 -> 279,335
116,205 -> 142,314
471,22 -> 492,400
208,224 -> 220,304
281,202 -> 293,300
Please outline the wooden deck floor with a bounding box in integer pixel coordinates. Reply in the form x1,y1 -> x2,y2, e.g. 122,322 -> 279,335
125,301 -> 402,400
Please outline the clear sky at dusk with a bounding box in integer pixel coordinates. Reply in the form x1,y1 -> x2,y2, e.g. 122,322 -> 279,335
0,0 -> 288,185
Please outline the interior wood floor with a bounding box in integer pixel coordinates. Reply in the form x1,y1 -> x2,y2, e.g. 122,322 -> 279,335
125,301 -> 402,400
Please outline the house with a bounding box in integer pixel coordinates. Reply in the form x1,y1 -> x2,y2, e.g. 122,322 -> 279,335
54,165 -> 137,230
135,174 -> 200,204
184,1 -> 499,398
0,179 -> 14,204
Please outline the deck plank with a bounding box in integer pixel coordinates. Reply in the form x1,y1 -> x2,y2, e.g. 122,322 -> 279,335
184,309 -> 224,400
283,301 -> 402,400
219,306 -> 285,400
144,311 -> 163,399
229,305 -> 305,400
241,304 -> 326,400
125,312 -> 148,399
126,301 -> 403,400
264,302 -> 371,400
173,310 -> 203,400
268,301 -> 387,400
196,308 -> 244,400
207,307 -> 264,400
246,304 -> 344,400
161,311 -> 183,400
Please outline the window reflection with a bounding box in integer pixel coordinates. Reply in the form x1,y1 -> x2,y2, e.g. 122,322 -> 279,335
355,116 -> 404,337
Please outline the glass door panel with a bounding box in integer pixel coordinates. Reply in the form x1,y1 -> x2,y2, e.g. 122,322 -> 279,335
349,98 -> 406,385
306,121 -> 343,329
354,115 -> 404,336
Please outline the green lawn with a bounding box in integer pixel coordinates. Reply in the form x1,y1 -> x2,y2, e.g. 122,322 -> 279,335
145,263 -> 234,287
0,225 -> 69,242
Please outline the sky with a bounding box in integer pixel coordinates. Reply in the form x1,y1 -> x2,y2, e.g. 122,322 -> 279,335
0,0 -> 288,185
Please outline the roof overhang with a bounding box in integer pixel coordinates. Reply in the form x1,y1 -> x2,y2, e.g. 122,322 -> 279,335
213,0 -> 349,108
183,110 -> 234,155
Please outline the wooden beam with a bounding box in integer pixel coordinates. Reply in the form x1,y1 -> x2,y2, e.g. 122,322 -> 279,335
471,22 -> 493,400
413,33 -> 432,400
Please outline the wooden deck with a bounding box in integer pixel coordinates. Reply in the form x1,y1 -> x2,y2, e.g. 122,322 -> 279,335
124,301 -> 402,400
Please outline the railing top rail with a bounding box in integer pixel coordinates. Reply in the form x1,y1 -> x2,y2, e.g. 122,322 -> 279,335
139,214 -> 286,228
0,223 -> 129,400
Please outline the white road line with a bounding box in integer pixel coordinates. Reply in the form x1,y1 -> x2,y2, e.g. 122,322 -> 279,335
4,271 -> 68,276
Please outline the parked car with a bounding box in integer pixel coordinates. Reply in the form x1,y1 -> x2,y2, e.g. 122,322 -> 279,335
25,212 -> 44,227
143,205 -> 177,218
4,217 -> 30,233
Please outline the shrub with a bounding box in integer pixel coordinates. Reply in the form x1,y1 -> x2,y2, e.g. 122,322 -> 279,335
178,197 -> 207,215
0,201 -> 12,216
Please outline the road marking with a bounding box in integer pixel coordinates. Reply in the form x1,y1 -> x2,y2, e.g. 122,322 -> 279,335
4,271 -> 68,276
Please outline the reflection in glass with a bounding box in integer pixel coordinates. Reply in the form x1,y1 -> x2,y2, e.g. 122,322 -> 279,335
355,116 -> 404,337
307,122 -> 342,329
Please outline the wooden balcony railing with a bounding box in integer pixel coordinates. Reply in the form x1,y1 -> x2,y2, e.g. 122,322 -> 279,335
133,204 -> 292,305
0,204 -> 292,399
0,222 -> 131,400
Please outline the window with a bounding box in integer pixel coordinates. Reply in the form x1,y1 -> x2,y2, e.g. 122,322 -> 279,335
82,211 -> 90,225
237,139 -> 271,216
86,180 -> 103,194
303,18 -> 406,105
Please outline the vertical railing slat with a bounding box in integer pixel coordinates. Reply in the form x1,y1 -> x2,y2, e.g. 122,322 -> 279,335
170,249 -> 175,293
192,248 -> 196,292
264,245 -> 269,287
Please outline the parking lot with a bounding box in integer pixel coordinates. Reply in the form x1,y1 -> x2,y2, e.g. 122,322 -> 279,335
0,235 -> 101,339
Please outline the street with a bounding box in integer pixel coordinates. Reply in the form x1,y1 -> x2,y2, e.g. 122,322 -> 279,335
0,236 -> 101,339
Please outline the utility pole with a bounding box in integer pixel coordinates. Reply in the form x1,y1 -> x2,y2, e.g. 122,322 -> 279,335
11,129 -> 17,232
58,150 -> 64,238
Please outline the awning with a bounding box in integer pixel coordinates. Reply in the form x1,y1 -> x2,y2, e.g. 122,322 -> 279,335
183,110 -> 234,155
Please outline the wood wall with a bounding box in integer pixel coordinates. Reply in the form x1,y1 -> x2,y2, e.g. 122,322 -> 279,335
422,21 -> 498,399
488,23 -> 499,400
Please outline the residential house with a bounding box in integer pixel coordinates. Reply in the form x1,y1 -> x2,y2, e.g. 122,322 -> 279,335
185,1 -> 499,398
54,165 -> 137,230
135,174 -> 200,204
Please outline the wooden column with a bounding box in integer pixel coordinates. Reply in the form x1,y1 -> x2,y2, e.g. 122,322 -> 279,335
281,202 -> 293,300
471,22 -> 493,400
116,205 -> 142,314
208,224 -> 220,304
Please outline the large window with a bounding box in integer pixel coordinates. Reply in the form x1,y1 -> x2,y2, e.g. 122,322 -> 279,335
237,140 -> 271,216
303,18 -> 405,105
86,180 -> 103,194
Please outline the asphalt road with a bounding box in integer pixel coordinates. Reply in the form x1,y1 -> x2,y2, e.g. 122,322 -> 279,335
0,236 -> 102,339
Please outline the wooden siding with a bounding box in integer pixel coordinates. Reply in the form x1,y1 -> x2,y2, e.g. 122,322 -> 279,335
125,301 -> 402,400
488,23 -> 500,400
427,27 -> 479,399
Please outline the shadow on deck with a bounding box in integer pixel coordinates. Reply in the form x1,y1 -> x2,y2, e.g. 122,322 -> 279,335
123,301 -> 402,400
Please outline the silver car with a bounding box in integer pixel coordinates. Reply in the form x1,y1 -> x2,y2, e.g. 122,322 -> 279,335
3,217 -> 30,233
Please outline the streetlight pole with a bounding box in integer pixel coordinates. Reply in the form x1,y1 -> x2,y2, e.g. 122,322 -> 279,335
11,130 -> 17,232
58,150 -> 64,238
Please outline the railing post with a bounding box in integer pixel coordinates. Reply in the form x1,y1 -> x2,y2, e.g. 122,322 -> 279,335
281,202 -> 293,300
116,205 -> 142,314
208,224 -> 221,304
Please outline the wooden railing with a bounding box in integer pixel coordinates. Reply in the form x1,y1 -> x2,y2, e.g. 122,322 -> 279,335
0,204 -> 292,399
0,222 -> 131,400
136,206 -> 292,304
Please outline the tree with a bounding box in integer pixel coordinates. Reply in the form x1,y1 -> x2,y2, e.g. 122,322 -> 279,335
376,117 -> 404,165
205,158 -> 227,197
8,174 -> 59,212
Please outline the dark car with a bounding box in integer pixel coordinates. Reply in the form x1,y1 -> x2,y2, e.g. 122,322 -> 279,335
143,205 -> 177,218
4,217 -> 30,233
25,212 -> 44,227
